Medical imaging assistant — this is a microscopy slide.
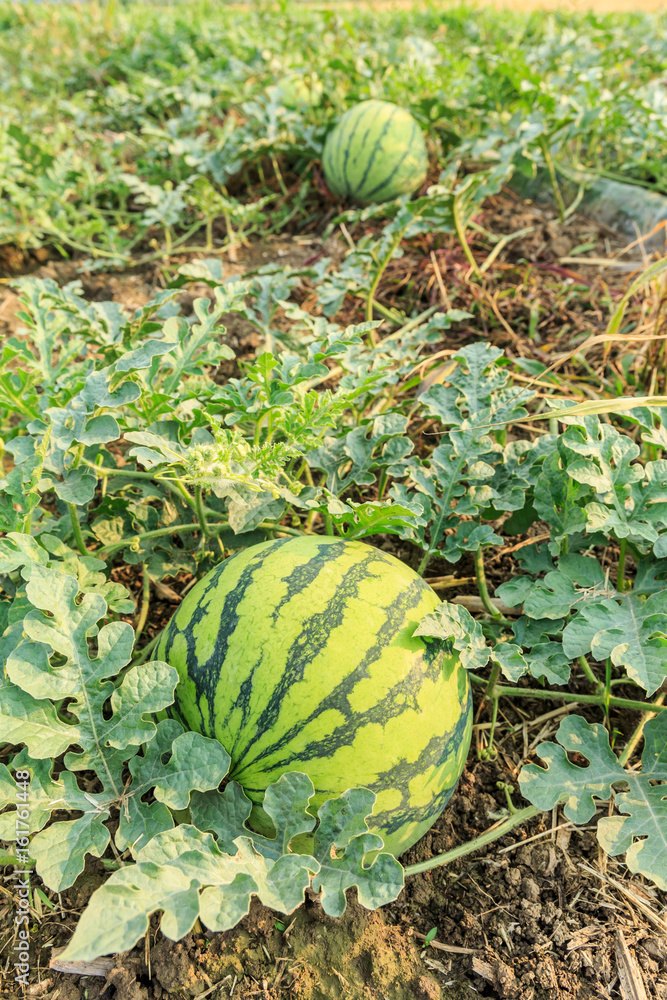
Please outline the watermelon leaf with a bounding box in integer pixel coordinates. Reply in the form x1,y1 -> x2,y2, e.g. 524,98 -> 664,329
415,602 -> 490,671
325,498 -> 422,539
133,724 -> 231,813
0,568 -> 228,889
561,593 -> 667,695
5,566 -> 176,765
391,342 -> 537,571
59,777 -> 404,962
189,781 -> 256,854
519,713 -> 667,889
309,415 -> 414,496
311,788 -> 404,917
562,419 -> 667,550
0,676 -> 74,760
261,772 -> 319,854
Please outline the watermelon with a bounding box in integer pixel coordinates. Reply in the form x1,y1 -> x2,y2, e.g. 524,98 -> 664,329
322,99 -> 428,205
156,535 -> 471,857
275,75 -> 323,109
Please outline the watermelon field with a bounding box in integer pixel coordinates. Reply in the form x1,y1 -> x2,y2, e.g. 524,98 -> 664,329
2,1 -> 667,998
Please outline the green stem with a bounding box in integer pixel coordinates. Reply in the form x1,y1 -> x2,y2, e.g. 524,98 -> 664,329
355,294 -> 403,326
578,655 -> 599,688
416,549 -> 431,578
474,547 -> 502,620
385,305 -> 439,341
323,512 -> 334,536
377,469 -> 388,502
222,206 -> 236,257
404,805 -> 542,877
98,518 -> 304,558
41,226 -> 131,261
133,630 -> 163,665
253,412 -> 266,446
194,486 -> 211,538
22,425 -> 52,532
486,661 -> 500,699
271,155 -> 289,198
483,663 -> 501,759
602,658 -> 613,725
83,462 -> 160,481
68,504 -> 88,556
99,521 -> 224,557
135,565 -> 151,641
366,236 -> 402,325
540,136 -> 566,222
617,692 -> 666,768
170,480 -> 197,510
452,193 -> 482,279
467,675 -> 667,715
617,538 -> 628,593
83,461 -> 197,511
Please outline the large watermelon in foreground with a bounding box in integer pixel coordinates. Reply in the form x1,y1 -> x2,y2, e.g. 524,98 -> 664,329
156,535 -> 472,856
322,99 -> 428,204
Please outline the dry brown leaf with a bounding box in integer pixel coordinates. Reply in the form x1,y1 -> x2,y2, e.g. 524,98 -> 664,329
153,579 -> 183,602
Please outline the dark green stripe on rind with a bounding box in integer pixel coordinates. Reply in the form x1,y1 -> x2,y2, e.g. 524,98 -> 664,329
158,537 -> 289,740
367,683 -> 473,850
245,678 -> 472,858
233,572 -> 437,774
362,120 -> 424,202
351,106 -> 399,199
232,549 -> 385,764
340,103 -> 368,196
219,539 -> 356,757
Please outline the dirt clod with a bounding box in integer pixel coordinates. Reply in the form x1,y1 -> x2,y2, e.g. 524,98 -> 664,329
106,955 -> 150,1000
151,938 -> 207,996
281,902 -> 442,999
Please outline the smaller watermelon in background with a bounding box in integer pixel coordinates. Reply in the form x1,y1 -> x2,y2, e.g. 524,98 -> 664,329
275,74 -> 323,108
322,99 -> 428,204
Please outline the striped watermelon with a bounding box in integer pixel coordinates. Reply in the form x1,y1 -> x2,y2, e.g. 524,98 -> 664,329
322,99 -> 428,204
156,535 -> 471,857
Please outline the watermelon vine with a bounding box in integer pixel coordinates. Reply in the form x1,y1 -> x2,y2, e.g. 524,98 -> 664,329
1,249 -> 667,961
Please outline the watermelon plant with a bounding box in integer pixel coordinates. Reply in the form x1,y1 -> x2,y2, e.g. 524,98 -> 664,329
2,1 -> 667,987
1,253 -> 667,964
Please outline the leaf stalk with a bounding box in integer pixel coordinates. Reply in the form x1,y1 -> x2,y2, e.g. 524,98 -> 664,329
474,547 -> 503,620
68,503 -> 88,556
